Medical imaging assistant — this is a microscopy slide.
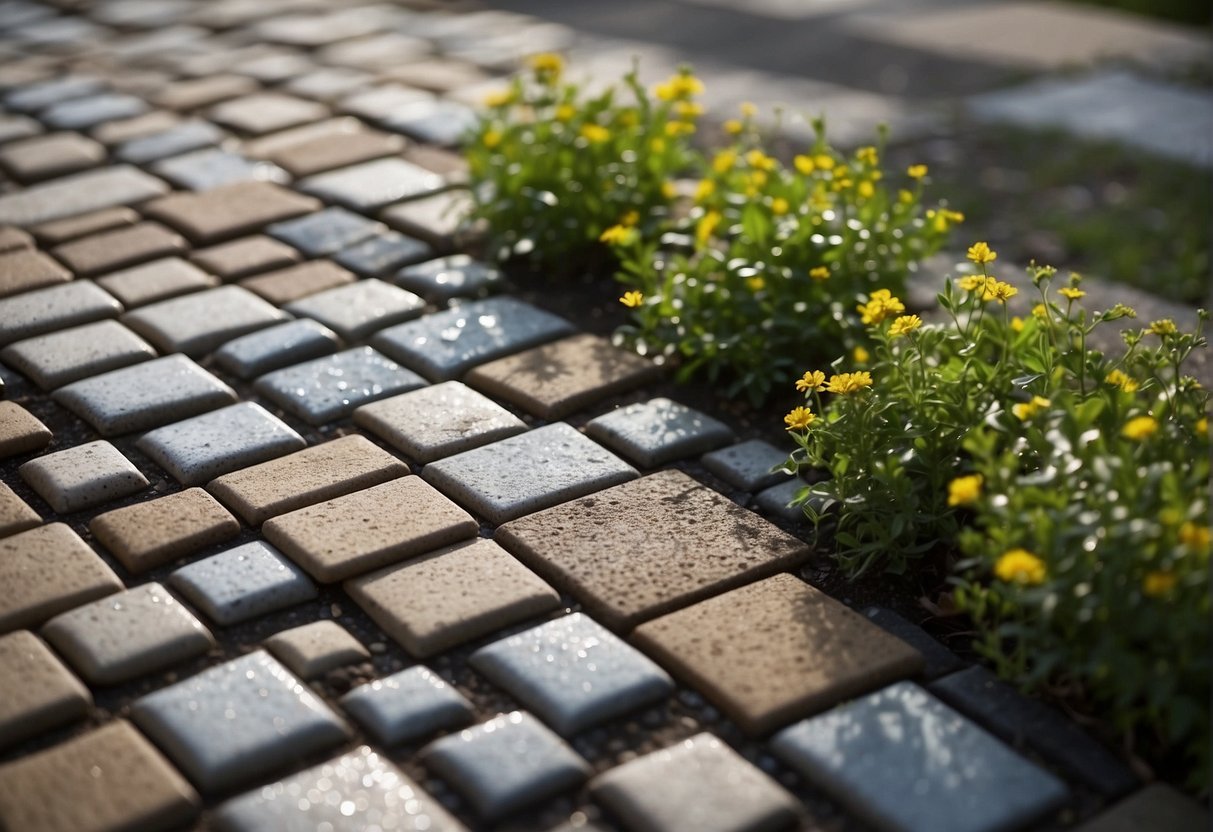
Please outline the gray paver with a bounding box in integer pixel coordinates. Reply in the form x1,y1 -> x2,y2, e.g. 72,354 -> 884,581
424,422 -> 638,525
340,666 -> 475,746
96,257 -> 219,308
0,320 -> 157,390
702,439 -> 792,492
55,354 -> 237,436
395,254 -> 502,303
0,114 -> 40,145
339,84 -> 434,124
0,630 -> 91,749
297,158 -> 446,213
255,346 -> 427,426
266,206 -> 383,257
586,398 -> 735,468
382,99 -> 478,147
865,607 -> 966,682
20,440 -> 149,514
42,93 -> 148,131
471,612 -> 673,736
122,284 -> 290,357
115,120 -> 224,165
153,147 -> 285,191
131,650 -> 351,794
284,278 -> 425,342
169,540 -> 318,626
372,296 -> 576,381
771,682 -> 1069,832
381,189 -> 475,250
333,230 -> 433,277
209,93 -> 329,136
3,76 -> 104,113
752,478 -> 809,523
284,67 -> 376,102
0,164 -> 167,228
214,319 -> 340,380
0,281 -> 122,347
264,620 -> 369,679
137,402 -> 306,487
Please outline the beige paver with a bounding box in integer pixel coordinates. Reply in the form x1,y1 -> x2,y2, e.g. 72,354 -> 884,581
254,127 -> 406,178
190,234 -> 301,280
0,523 -> 123,634
29,206 -> 139,245
380,188 -> 474,249
208,434 -> 409,525
0,720 -> 199,832
51,221 -> 188,277
92,110 -> 181,145
402,144 -> 469,183
0,482 -> 40,538
496,470 -> 810,631
143,180 -> 321,245
347,538 -> 562,658
239,259 -> 355,305
210,93 -> 329,136
632,573 -> 924,735
153,75 -> 259,111
90,487 -> 241,573
96,257 -> 219,308
0,631 -> 91,749
263,476 -> 479,583
0,132 -> 105,183
0,226 -> 32,253
0,401 -> 52,459
264,620 -> 370,678
466,334 -> 661,420
0,248 -> 71,298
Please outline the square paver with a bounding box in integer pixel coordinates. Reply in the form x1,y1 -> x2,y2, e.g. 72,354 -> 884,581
42,581 -> 215,685
214,319 -> 340,379
54,354 -> 237,436
266,206 -> 382,257
591,733 -> 801,832
20,440 -> 149,514
0,131 -> 104,183
0,248 -> 69,298
96,257 -> 219,308
51,221 -> 187,277
153,74 -> 259,111
0,401 -> 52,458
284,278 -> 425,342
333,230 -> 433,277
0,630 -> 91,749
0,320 -> 157,390
353,380 -> 527,463
90,487 -> 241,574
169,540 -> 318,626
42,93 -> 147,130
371,297 -> 575,381
585,398 -> 735,468
131,650 -> 351,794
0,482 -> 41,539
209,93 -> 329,136
143,180 -> 320,245
752,479 -> 808,523
239,259 -> 355,305
702,439 -> 794,492
4,76 -> 104,114
347,538 -> 561,658
341,666 -> 475,746
421,712 -> 590,820
317,32 -> 431,70
0,721 -> 199,832
471,612 -> 673,737
0,165 -> 167,228
257,126 -> 406,179
191,234 -> 300,280
284,67 -> 377,102
771,682 -> 1069,832
0,281 -> 122,347
264,620 -> 370,679
496,470 -> 811,631
30,206 -> 139,246
339,84 -> 434,124
0,523 -> 123,633
137,402 -> 306,487
381,100 -> 478,148
424,422 -> 638,525
123,284 -> 289,357
632,574 -> 924,736
255,347 -> 427,426
380,188 -> 474,249
115,120 -> 225,165
93,111 -> 183,146
297,158 -> 446,213
152,147 -> 285,191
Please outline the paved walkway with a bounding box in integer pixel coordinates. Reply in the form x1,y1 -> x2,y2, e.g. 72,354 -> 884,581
0,2 -> 1208,831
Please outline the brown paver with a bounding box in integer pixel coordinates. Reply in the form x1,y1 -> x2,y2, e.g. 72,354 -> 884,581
0,132 -> 105,183
210,93 -> 329,136
0,482 -> 40,538
0,401 -> 52,458
190,234 -> 300,280
208,434 -> 409,525
0,631 -> 91,749
51,222 -> 188,277
262,476 -> 479,583
92,110 -> 182,145
90,487 -> 241,574
347,538 -> 562,658
143,181 -> 321,245
402,144 -> 469,182
496,470 -> 811,631
382,59 -> 493,94
95,257 -> 219,308
251,127 -> 406,178
239,259 -> 355,305
153,74 -> 259,111
0,226 -> 33,253
0,523 -> 124,633
30,206 -> 139,246
632,574 -> 925,736
0,248 -> 71,298
380,188 -> 474,249
264,620 -> 370,678
1074,783 -> 1209,832
0,720 -> 199,832
466,334 -> 661,420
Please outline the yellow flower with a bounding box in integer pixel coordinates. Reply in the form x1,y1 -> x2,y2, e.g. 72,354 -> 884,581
857,180 -> 875,199
994,549 -> 1046,585
580,123 -> 610,143
747,170 -> 768,190
1142,570 -> 1177,598
1032,303 -> 1049,319
1012,395 -> 1052,421
619,290 -> 644,308
617,109 -> 639,127
664,120 -> 695,137
981,280 -> 1018,303
958,274 -> 987,292
1010,316 -> 1025,332
654,72 -> 704,101
650,137 -> 667,154
599,225 -> 637,245
771,197 -> 789,216
483,89 -> 514,107
825,371 -> 873,395
1059,287 -> 1085,300
831,177 -> 853,192
898,189 -> 914,205
888,314 -> 922,338
746,149 -> 776,171
620,210 -> 639,227
740,101 -> 757,118
784,406 -> 816,430
1197,417 -> 1208,436
675,101 -> 704,118
482,129 -> 503,149
928,208 -> 964,232
793,155 -> 815,175
723,119 -> 743,135
907,164 -> 928,179
529,52 -> 564,80
745,275 -> 765,292
1122,415 -> 1158,441
555,104 -> 576,121
694,179 -> 715,202
852,346 -> 870,364
856,146 -> 879,165
712,149 -> 737,173
1104,369 -> 1139,393
809,266 -> 830,281
1149,319 -> 1177,336
661,180 -> 677,200
947,474 -> 982,507
1179,521 -> 1210,553
696,210 -> 721,246
815,153 -> 835,170
856,289 -> 905,326
966,241 -> 997,265
796,370 -> 827,392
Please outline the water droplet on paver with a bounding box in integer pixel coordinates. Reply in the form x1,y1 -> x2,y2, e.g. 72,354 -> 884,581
90,765 -> 102,778
439,327 -> 461,342
340,801 -> 356,816
478,315 -> 496,328
111,601 -> 123,611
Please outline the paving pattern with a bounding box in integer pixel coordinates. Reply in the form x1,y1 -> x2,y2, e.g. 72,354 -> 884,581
0,1 -> 1207,831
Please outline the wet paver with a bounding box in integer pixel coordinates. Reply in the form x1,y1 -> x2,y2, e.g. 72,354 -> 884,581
266,205 -> 384,257
701,438 -> 793,492
283,278 -> 425,343
95,257 -> 219,308
191,234 -> 300,280
0,630 -> 91,749
90,487 -> 241,574
333,229 -> 433,277
392,254 -> 502,303
169,540 -> 318,626
20,439 -> 149,513
115,119 -> 225,165
341,666 -> 476,746
0,523 -> 123,633
52,221 -> 187,277
1,320 -> 156,391
297,158 -> 446,213
240,259 -> 356,305
122,284 -> 289,357
0,280 -> 122,347
214,318 -> 340,380
264,620 -> 370,679
586,397 -> 735,468
0,164 -> 167,227
144,180 -> 320,245
152,147 -> 284,191
0,401 -> 53,458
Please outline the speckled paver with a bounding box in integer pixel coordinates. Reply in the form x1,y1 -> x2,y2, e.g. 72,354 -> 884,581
346,538 -> 561,658
52,221 -> 187,277
372,296 -> 576,381
0,630 -> 91,749
191,234 -> 300,281
0,401 -> 52,458
0,482 -> 40,538
169,541 -> 318,626
496,470 -> 810,631
702,439 -> 793,492
0,523 -> 123,633
31,206 -> 138,246
264,620 -> 370,679
284,278 -> 425,343
422,712 -> 591,820
131,650 -> 351,794
266,206 -> 382,257
0,280 -> 122,347
772,682 -> 1069,832
95,257 -> 219,308
340,666 -> 475,745
138,402 -> 306,487
393,254 -> 502,303
263,476 -> 478,583
1074,783 -> 1209,832
143,180 -> 320,245
586,398 -> 735,468
592,733 -> 801,832
42,582 -> 215,686
0,247 -> 70,297
122,284 -> 290,357
471,612 -> 673,737
240,259 -> 356,305
213,745 -> 466,832
0,320 -> 157,390
54,354 -> 236,436
297,158 -> 446,213
0,132 -> 105,183
0,164 -> 167,227
90,487 -> 241,573
214,319 -> 340,379
0,721 -> 199,832
333,229 -> 433,277
20,440 -> 149,514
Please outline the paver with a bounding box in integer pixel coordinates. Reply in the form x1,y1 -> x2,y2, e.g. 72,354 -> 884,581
333,229 -> 433,277
0,227 -> 33,253
403,144 -> 470,184
115,120 -> 225,165
255,346 -> 427,426
339,84 -> 435,124
284,67 -> 376,102
231,51 -> 316,84
29,205 -> 139,246
213,745 -> 466,832
266,206 -> 383,257
41,581 -> 215,686
702,439 -> 793,492
3,75 -> 103,112
372,296 -> 576,381
0,482 -> 40,538
472,612 -> 673,737
751,478 -> 808,523
381,188 -> 475,249
169,540 -> 318,626
55,354 -> 237,436
353,380 -> 527,463
209,92 -> 329,136
153,74 -> 259,111
0,164 -> 168,228
209,434 -> 408,525
298,157 -> 446,213
424,422 -> 638,525
215,318 -> 340,380
340,665 -> 475,745
0,720 -> 200,832
422,711 -> 591,820
1073,783 -> 1209,832
382,99 -> 478,148
264,620 -> 370,679
143,180 -> 320,245
0,630 -> 91,749
90,487 -> 241,574
138,402 -> 306,487
347,537 -> 561,657
250,121 -> 406,178
122,284 -> 289,357
20,440 -> 149,514
95,256 -> 219,307
240,259 -> 355,305
52,221 -> 187,277
42,92 -> 148,131
864,607 -> 965,681
191,234 -> 300,280
0,523 -> 123,633
284,278 -> 426,342
771,682 -> 1069,832
0,280 -> 122,347
153,147 -> 285,191
0,400 -> 52,457
586,398 -> 735,468
0,131 -> 105,183
0,113 -> 40,144
383,58 -> 492,95
591,733 -> 801,832
395,254 -> 502,303
1,321 -> 155,391
317,32 -> 431,70
93,110 -> 183,146
496,470 -> 811,631
131,650 -> 351,794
